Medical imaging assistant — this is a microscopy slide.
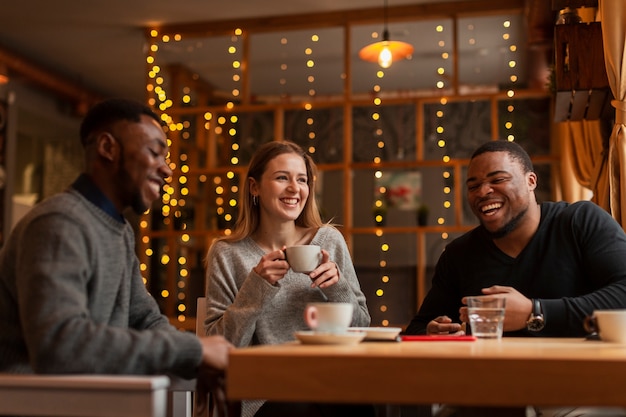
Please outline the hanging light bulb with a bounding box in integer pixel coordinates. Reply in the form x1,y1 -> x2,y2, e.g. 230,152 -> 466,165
378,32 -> 393,68
359,0 -> 413,68
378,46 -> 392,68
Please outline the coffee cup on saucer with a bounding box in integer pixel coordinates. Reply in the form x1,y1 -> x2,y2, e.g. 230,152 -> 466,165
304,302 -> 352,334
584,310 -> 626,343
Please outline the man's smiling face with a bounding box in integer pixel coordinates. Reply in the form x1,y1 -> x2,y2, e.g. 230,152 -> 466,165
466,150 -> 537,238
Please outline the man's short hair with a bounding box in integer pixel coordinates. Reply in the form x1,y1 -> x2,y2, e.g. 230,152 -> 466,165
79,98 -> 161,146
471,140 -> 534,173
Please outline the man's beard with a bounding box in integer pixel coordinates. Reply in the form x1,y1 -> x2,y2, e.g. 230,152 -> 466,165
116,152 -> 150,215
484,206 -> 528,239
130,191 -> 149,215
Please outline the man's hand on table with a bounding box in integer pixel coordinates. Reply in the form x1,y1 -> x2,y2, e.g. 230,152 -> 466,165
426,315 -> 465,335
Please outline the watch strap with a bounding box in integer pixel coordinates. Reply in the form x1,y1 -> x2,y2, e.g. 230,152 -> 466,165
532,298 -> 542,316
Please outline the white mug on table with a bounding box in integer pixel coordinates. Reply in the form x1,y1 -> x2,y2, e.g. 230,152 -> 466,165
304,302 -> 352,334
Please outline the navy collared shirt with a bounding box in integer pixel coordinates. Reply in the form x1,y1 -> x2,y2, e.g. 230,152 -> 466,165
71,174 -> 125,223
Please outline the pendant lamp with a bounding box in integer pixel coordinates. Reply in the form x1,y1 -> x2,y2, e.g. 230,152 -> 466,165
358,0 -> 414,68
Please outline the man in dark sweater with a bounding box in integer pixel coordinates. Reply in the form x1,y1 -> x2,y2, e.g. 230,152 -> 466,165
406,140 -> 626,337
405,140 -> 626,416
0,98 -> 232,380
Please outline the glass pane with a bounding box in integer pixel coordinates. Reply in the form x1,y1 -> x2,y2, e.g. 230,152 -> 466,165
208,111 -> 274,168
423,100 -> 492,161
353,233 -> 418,327
284,107 -> 344,164
181,172 -> 241,232
152,34 -> 241,105
317,169 -> 344,225
457,13 -> 527,90
250,27 -> 344,100
352,104 -> 416,163
353,167 -> 459,228
419,166 -> 459,228
354,168 -> 418,228
175,112 -> 209,169
497,97 -> 551,155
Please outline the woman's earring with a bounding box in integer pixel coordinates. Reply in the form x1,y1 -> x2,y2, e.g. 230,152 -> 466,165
252,195 -> 258,206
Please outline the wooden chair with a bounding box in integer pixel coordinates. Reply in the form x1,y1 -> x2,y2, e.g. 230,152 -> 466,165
168,297 -> 211,417
196,297 -> 207,337
168,296 -> 208,417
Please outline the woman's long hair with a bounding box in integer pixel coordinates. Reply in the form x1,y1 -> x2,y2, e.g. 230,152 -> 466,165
220,140 -> 324,243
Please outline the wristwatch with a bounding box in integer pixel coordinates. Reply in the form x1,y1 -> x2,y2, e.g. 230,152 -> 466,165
526,298 -> 545,332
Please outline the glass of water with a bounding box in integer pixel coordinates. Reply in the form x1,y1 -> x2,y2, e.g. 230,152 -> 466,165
467,296 -> 506,339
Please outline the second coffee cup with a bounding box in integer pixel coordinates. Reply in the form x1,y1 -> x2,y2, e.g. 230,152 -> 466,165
584,309 -> 626,343
285,245 -> 322,273
304,302 -> 353,334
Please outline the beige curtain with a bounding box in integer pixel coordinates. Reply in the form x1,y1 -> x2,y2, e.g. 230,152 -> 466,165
597,1 -> 626,229
554,120 -> 599,202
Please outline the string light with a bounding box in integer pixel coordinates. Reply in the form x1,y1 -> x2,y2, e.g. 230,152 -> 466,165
145,28 -> 198,323
306,34 -> 318,155
216,27 -> 243,238
435,23 -> 450,228
502,19 -> 517,142
367,51 -> 391,326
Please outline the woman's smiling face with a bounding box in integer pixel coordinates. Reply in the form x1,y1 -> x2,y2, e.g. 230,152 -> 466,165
252,152 -> 309,222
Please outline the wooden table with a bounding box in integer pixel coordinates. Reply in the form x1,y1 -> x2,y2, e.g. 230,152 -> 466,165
0,374 -> 170,417
227,337 -> 626,408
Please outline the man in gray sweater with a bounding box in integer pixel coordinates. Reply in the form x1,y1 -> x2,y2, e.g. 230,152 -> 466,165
0,98 -> 231,381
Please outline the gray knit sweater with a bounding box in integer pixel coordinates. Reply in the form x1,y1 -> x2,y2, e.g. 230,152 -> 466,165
204,226 -> 371,417
0,188 -> 202,378
204,226 -> 371,345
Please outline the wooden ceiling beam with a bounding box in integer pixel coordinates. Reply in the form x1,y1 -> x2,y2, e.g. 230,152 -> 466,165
151,0 -> 526,38
0,44 -> 102,115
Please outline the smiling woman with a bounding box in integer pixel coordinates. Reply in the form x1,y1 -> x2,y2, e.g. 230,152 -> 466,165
202,140 -> 372,417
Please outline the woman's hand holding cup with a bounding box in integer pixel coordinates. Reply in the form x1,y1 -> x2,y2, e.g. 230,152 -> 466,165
253,247 -> 290,285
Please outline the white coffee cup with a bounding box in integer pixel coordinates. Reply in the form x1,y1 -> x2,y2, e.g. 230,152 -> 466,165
584,310 -> 626,344
304,302 -> 353,334
285,245 -> 322,273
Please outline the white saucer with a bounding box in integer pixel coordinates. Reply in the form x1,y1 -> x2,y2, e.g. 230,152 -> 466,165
349,327 -> 402,341
294,330 -> 366,345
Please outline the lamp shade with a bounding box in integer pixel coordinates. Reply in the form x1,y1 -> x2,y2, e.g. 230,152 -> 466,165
358,39 -> 414,68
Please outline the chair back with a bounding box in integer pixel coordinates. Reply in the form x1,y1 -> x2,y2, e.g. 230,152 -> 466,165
196,297 -> 207,337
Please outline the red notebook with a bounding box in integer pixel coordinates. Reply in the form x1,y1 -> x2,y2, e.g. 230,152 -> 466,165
401,335 -> 476,342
